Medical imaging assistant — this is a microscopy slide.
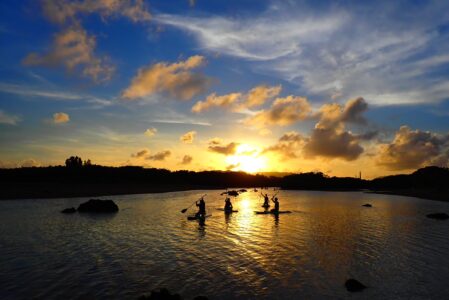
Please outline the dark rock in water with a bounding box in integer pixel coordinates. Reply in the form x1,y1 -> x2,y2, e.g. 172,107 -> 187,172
238,189 -> 247,193
221,190 -> 239,196
77,199 -> 118,213
61,207 -> 76,214
426,213 -> 449,220
345,279 -> 367,292
362,203 -> 372,207
139,288 -> 182,300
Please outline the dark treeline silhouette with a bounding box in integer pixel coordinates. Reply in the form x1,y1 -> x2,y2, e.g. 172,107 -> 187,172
1,157 -> 448,201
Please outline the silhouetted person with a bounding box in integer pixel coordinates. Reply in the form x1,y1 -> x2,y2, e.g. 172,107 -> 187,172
196,197 -> 206,218
263,193 -> 270,208
271,197 -> 279,213
224,197 -> 233,213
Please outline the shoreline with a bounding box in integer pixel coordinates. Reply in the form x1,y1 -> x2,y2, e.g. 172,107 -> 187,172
1,182 -> 447,202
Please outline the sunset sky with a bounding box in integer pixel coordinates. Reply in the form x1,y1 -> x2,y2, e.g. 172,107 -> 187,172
1,0 -> 449,178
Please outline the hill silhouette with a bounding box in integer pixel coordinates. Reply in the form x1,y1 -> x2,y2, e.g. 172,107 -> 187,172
1,158 -> 448,201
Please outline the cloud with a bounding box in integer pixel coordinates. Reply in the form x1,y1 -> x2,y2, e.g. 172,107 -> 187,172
144,127 -> 157,137
377,126 -> 449,170
23,26 -> 114,82
131,149 -> 149,158
192,85 -> 281,113
180,131 -> 196,143
208,141 -> 239,155
302,98 -> 370,161
258,128 -> 272,136
303,128 -> 364,161
192,92 -> 241,113
157,3 -> 449,106
263,131 -> 305,159
53,112 -> 70,124
41,0 -> 151,24
180,155 -> 193,164
316,97 -> 368,130
245,95 -> 311,127
122,55 -> 211,100
147,150 -> 171,161
156,10 -> 343,60
21,159 -> 41,168
0,83 -> 112,106
0,110 -> 21,125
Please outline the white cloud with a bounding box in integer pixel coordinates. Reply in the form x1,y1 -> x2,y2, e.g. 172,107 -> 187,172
157,2 -> 449,105
0,110 -> 21,125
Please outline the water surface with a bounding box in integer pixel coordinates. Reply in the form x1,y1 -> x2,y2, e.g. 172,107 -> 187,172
1,190 -> 449,299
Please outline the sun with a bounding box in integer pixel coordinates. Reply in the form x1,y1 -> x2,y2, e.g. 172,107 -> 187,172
225,144 -> 267,173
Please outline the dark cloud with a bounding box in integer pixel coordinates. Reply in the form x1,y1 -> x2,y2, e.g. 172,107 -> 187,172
377,126 -> 449,170
263,131 -> 304,159
208,141 -> 239,155
303,128 -> 363,161
131,149 -> 149,158
181,155 -> 193,164
147,150 -> 171,161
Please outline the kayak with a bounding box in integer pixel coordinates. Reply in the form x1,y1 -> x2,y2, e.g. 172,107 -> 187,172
216,208 -> 238,213
254,211 -> 291,214
187,214 -> 211,220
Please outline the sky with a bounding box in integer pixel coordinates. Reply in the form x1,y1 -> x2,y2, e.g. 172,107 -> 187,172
0,0 -> 449,178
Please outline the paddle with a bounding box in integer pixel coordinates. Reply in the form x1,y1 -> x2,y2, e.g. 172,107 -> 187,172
181,194 -> 206,213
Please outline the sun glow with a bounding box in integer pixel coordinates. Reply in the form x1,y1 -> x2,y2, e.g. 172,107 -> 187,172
225,144 -> 267,173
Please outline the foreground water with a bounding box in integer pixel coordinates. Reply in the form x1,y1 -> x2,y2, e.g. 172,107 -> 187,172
1,190 -> 449,299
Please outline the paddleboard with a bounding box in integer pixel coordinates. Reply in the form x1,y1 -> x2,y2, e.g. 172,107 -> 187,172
254,210 -> 291,214
187,214 -> 211,220
216,208 -> 238,213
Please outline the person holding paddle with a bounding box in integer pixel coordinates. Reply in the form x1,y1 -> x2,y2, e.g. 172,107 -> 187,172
224,197 -> 233,213
271,197 -> 280,213
262,193 -> 270,209
196,196 -> 206,218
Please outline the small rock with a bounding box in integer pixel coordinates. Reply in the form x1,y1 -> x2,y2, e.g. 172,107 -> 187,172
77,199 -> 118,213
426,213 -> 449,220
345,278 -> 367,292
138,288 -> 182,300
362,203 -> 372,207
61,207 -> 76,214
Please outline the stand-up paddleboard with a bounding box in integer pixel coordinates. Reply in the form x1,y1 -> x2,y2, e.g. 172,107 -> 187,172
187,214 -> 211,220
254,210 -> 291,214
216,208 -> 238,213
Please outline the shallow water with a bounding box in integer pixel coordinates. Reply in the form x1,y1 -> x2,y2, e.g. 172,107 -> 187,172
1,190 -> 449,299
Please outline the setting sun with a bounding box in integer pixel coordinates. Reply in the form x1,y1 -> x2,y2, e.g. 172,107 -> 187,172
225,144 -> 267,173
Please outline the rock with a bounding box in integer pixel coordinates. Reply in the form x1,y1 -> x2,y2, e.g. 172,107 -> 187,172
362,203 -> 372,207
221,190 -> 239,197
238,189 -> 247,193
61,207 -> 76,214
426,213 -> 449,220
138,288 -> 182,300
77,199 -> 118,213
345,279 -> 367,292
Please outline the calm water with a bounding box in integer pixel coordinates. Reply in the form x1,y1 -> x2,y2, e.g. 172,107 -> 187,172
1,190 -> 449,299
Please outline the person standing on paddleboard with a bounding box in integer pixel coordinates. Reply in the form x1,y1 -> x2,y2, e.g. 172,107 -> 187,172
224,197 -> 233,213
196,197 -> 206,218
271,197 -> 279,213
263,193 -> 270,208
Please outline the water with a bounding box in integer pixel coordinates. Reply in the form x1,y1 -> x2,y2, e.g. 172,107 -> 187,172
1,190 -> 449,299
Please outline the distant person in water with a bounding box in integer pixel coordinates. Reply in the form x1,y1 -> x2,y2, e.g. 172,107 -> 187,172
263,193 -> 270,208
271,197 -> 279,213
196,197 -> 206,218
224,197 -> 233,212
